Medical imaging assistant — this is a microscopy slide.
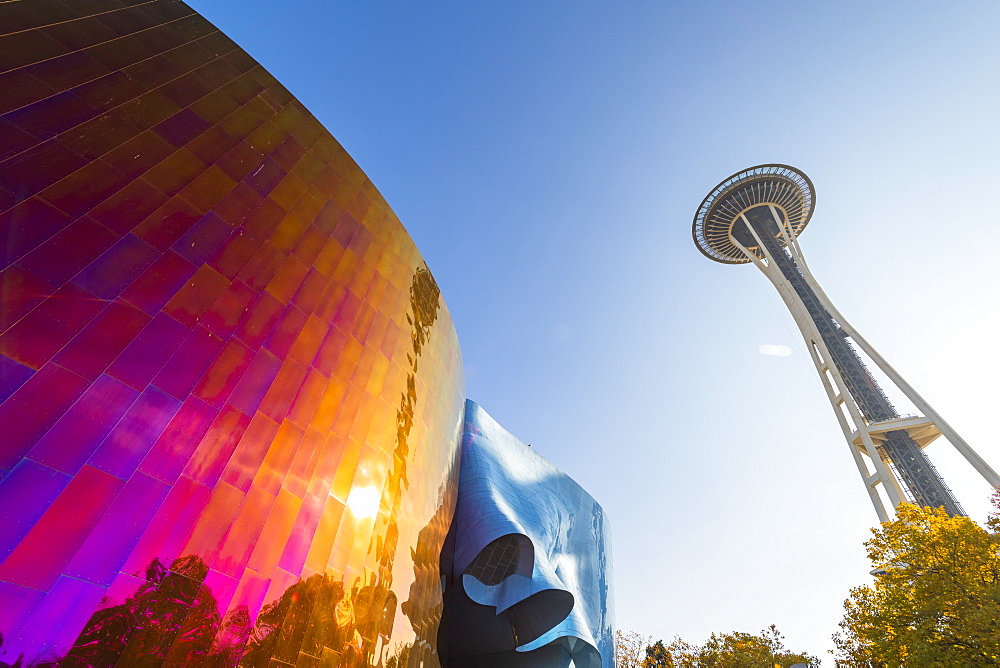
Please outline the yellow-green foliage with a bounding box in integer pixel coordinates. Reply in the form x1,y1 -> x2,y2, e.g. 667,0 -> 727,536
834,502 -> 1000,666
622,626 -> 818,667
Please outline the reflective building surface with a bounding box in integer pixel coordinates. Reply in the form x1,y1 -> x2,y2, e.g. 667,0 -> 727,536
0,2 -> 612,666
0,2 -> 464,664
440,402 -> 615,668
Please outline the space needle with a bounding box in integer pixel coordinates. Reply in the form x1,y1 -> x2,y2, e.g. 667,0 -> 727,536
693,164 -> 999,520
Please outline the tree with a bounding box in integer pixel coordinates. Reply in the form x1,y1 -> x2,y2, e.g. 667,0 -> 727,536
644,639 -> 673,666
694,625 -> 818,667
637,626 -> 818,667
834,501 -> 1000,665
660,637 -> 699,666
616,629 -> 653,668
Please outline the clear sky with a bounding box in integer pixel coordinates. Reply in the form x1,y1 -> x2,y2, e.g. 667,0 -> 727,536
193,1 -> 1000,661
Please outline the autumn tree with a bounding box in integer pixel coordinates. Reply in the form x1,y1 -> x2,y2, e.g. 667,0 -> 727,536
636,625 -> 818,667
834,501 -> 1000,665
643,639 -> 673,666
694,625 -> 818,667
616,629 -> 653,668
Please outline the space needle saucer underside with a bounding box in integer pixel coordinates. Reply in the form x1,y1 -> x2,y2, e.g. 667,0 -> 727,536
693,164 -> 815,264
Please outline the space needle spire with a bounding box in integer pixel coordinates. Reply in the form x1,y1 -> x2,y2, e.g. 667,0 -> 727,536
693,165 -> 999,521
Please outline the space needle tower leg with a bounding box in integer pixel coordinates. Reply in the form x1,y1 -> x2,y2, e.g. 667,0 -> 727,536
729,227 -> 904,522
692,165 -> 999,520
785,223 -> 1000,491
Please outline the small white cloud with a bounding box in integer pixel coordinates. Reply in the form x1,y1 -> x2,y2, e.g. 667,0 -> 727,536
759,344 -> 792,357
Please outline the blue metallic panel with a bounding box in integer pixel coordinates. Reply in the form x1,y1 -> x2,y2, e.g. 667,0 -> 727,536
451,400 -> 616,667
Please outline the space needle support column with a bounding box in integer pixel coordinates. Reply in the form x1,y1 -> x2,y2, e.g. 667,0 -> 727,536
733,232 -> 895,519
692,165 -> 999,520
752,207 -> 911,511
731,215 -> 904,520
746,204 -> 963,515
788,256 -> 1000,489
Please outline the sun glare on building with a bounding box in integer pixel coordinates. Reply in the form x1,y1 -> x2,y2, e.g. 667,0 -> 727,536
346,485 -> 381,519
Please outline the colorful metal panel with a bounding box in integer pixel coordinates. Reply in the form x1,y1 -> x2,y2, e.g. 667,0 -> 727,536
0,2 -> 464,665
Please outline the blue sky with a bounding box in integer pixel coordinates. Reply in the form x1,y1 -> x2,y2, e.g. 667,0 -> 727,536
194,1 -> 1000,660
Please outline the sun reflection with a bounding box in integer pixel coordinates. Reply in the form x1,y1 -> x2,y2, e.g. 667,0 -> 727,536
346,485 -> 380,519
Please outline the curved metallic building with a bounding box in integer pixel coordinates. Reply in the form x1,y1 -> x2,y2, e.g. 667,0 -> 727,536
440,402 -> 615,668
0,2 -> 613,666
0,2 -> 464,665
